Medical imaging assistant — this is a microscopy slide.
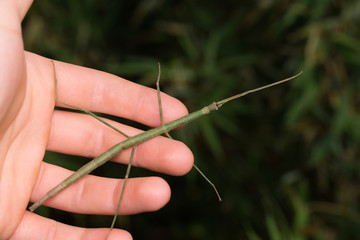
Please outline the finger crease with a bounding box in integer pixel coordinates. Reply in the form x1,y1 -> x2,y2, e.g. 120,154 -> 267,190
71,176 -> 86,210
31,163 -> 46,198
112,179 -> 126,214
90,76 -> 105,111
88,118 -> 105,158
44,220 -> 58,240
129,88 -> 146,120
79,228 -> 88,240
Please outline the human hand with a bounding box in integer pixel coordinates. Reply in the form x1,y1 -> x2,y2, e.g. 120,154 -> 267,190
0,1 -> 193,239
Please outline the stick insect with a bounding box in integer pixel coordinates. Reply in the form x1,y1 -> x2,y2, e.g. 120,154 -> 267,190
29,61 -> 302,239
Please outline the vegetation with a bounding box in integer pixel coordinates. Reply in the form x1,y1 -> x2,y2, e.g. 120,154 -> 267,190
23,1 -> 360,239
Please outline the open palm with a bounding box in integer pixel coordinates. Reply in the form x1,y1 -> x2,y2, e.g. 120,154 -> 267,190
0,1 -> 193,239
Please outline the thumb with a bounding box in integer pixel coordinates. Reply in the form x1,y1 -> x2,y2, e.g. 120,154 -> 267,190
0,0 -> 28,130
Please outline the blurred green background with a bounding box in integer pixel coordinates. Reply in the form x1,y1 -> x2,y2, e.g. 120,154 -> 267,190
23,1 -> 360,239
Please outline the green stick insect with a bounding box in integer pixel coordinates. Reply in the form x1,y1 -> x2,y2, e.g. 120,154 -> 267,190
29,61 -> 302,239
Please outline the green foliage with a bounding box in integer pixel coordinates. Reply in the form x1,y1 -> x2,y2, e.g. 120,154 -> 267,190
23,0 -> 360,239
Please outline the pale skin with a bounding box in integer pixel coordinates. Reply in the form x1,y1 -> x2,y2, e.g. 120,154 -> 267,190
0,1 -> 193,239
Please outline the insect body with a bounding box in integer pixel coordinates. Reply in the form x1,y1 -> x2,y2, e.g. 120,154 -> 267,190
29,62 -> 302,239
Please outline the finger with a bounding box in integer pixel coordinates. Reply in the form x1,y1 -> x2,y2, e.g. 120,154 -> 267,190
51,59 -> 188,127
31,162 -> 171,215
10,211 -> 132,240
15,0 -> 33,20
0,2 -> 26,122
47,110 -> 194,176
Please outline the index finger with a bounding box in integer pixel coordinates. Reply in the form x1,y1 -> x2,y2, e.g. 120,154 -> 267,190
52,60 -> 188,127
